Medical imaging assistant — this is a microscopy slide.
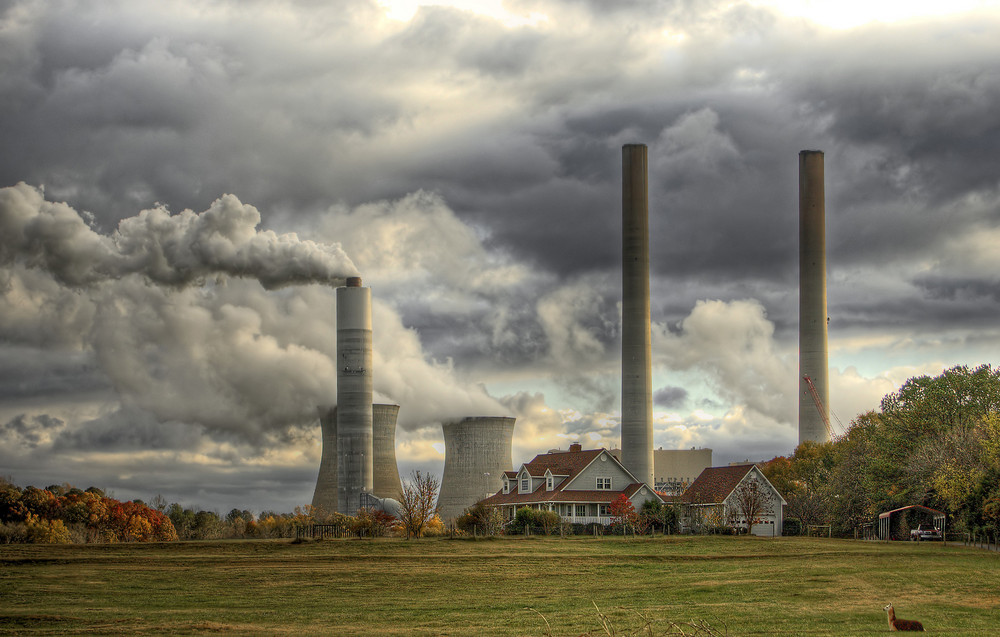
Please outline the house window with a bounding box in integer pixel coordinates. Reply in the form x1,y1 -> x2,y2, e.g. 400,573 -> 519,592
546,476 -> 553,490
597,477 -> 612,490
575,504 -> 587,517
521,479 -> 529,492
502,480 -> 509,494
599,504 -> 609,516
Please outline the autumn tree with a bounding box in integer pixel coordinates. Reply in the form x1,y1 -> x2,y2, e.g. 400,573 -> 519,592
398,470 -> 439,539
455,503 -> 503,536
730,475 -> 774,535
608,494 -> 637,535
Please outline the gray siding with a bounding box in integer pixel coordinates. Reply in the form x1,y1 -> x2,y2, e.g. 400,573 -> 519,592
567,452 -> 635,491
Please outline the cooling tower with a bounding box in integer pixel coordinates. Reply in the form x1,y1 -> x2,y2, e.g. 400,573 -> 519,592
436,416 -> 515,522
621,144 -> 655,487
372,403 -> 403,500
311,406 -> 338,515
313,403 -> 400,513
337,277 -> 374,515
798,150 -> 831,444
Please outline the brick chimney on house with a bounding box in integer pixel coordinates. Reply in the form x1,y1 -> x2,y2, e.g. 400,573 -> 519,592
569,442 -> 582,452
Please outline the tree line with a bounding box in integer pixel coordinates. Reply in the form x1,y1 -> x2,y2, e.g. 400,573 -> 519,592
0,470 -> 448,543
0,482 -> 177,543
761,364 -> 1000,538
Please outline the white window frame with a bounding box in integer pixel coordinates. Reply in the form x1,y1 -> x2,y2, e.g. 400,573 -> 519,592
520,478 -> 530,493
599,504 -> 609,516
546,476 -> 553,490
597,477 -> 612,490
574,504 -> 587,517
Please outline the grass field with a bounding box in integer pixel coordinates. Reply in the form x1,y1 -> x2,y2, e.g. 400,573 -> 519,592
1,535 -> 997,636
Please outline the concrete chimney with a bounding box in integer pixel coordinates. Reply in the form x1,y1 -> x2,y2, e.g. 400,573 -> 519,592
798,150 -> 831,444
337,278 -> 374,515
621,144 -> 654,487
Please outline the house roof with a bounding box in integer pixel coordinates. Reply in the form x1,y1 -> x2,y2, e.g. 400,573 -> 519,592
521,448 -> 604,478
682,464 -> 754,504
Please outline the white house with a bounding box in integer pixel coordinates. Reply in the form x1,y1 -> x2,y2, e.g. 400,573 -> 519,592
681,464 -> 786,536
479,443 -> 663,525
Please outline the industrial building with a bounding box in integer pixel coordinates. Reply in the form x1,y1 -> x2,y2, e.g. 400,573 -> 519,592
610,447 -> 713,495
436,416 -> 516,522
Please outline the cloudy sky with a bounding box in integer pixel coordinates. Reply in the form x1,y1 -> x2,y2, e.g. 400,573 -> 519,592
3,0 -> 1000,513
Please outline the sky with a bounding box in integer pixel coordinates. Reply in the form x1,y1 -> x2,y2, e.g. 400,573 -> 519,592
2,0 -> 1000,514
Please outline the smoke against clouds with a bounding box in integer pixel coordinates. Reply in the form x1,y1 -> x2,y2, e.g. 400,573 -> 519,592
3,0 -> 1000,510
0,183 -> 358,289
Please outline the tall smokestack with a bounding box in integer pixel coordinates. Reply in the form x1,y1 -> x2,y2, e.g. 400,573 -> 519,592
621,144 -> 654,487
798,150 -> 831,444
337,276 -> 374,515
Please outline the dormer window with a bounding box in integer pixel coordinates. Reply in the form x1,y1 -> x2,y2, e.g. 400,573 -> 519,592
521,478 -> 530,493
597,477 -> 612,490
502,478 -> 509,494
546,476 -> 553,490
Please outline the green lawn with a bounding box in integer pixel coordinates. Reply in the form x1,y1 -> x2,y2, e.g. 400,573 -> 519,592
1,536 -> 996,635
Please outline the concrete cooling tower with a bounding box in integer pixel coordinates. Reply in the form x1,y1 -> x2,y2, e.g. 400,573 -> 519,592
313,404 -> 402,513
798,150 -> 831,445
372,403 -> 403,500
621,144 -> 655,487
337,277 -> 374,516
436,416 -> 515,522
311,406 -> 338,515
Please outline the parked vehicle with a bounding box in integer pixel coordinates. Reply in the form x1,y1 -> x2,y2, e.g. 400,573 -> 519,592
910,523 -> 942,541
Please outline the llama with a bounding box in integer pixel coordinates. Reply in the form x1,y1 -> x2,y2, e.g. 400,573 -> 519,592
883,604 -> 925,631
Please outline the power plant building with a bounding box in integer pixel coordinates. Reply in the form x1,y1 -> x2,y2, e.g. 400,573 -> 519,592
436,416 -> 515,522
610,447 -> 713,495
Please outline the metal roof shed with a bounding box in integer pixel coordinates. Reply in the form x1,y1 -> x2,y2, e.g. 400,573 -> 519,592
877,505 -> 947,542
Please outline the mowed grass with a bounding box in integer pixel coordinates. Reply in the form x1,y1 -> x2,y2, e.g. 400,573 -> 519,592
1,535 -> 997,636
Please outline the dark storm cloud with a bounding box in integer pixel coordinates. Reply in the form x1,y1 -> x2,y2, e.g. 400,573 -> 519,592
4,0 -> 1000,509
654,385 -> 688,408
0,347 -> 109,400
2,413 -> 64,448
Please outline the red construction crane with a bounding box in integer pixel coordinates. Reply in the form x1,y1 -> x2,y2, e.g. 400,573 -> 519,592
802,374 -> 836,441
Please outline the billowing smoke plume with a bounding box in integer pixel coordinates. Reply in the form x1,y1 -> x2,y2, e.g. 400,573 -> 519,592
0,183 -> 506,453
0,183 -> 358,289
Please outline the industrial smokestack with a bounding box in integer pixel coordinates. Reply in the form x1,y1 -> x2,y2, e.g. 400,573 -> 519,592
372,404 -> 403,500
621,144 -> 654,487
337,277 -> 374,515
311,406 -> 338,515
436,416 -> 515,522
798,150 -> 831,444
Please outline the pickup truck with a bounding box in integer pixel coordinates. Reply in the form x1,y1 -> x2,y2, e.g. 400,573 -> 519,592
910,524 -> 942,541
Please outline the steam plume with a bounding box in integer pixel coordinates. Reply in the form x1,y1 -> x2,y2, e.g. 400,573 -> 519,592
0,183 -> 358,289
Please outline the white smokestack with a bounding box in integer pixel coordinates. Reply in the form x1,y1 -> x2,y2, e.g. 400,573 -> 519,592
336,276 -> 374,515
